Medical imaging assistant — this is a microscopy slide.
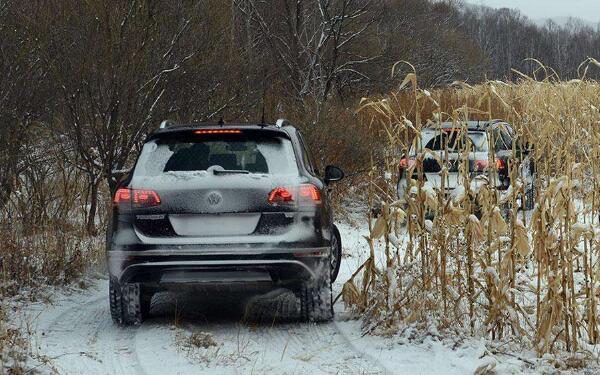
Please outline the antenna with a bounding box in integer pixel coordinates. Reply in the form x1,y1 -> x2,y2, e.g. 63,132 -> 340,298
259,69 -> 268,126
218,117 -> 224,126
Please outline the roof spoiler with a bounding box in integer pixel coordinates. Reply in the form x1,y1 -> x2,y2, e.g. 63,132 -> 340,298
154,118 -> 294,132
275,118 -> 292,128
159,119 -> 176,129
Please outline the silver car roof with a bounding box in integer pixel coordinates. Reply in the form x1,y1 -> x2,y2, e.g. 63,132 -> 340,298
422,120 -> 511,132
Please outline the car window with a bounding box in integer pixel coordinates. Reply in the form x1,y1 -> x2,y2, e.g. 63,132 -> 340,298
492,127 -> 513,150
133,133 -> 300,177
297,132 -> 318,175
422,131 -> 487,152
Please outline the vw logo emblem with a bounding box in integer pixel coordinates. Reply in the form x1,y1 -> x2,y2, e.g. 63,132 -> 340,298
206,191 -> 223,207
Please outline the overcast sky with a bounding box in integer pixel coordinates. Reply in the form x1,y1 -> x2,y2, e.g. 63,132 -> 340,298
469,0 -> 600,23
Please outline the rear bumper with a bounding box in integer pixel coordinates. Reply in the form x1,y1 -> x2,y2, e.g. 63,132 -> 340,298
397,174 -> 509,200
107,246 -> 329,286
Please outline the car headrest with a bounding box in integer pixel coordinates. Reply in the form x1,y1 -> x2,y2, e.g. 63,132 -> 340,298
209,154 -> 238,170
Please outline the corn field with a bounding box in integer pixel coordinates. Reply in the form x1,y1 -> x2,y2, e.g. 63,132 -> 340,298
343,61 -> 600,358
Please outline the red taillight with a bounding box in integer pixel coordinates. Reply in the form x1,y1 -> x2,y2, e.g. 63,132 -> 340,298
133,190 -> 161,206
268,187 -> 293,204
114,188 -> 161,208
114,188 -> 131,203
399,158 -> 415,169
268,184 -> 321,206
475,160 -> 489,171
475,159 -> 505,172
299,185 -> 321,202
194,129 -> 241,135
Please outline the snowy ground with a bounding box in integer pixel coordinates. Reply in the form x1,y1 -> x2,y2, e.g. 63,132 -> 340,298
10,223 -> 546,374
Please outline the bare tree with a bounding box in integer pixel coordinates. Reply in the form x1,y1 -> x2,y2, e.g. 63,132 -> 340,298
234,0 -> 378,120
32,1 -> 213,233
0,1 -> 49,212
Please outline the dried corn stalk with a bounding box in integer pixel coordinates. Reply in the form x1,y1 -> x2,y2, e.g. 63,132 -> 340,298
345,64 -> 600,357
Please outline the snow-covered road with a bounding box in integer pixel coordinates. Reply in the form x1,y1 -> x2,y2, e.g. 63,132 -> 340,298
18,223 -> 534,374
28,278 -> 389,375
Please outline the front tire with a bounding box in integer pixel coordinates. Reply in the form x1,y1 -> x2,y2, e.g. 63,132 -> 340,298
330,225 -> 342,283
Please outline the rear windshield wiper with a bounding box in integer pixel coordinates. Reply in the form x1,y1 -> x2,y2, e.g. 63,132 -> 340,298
212,169 -> 251,175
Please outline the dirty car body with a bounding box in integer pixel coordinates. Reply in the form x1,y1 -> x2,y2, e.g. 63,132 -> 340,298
106,121 -> 344,325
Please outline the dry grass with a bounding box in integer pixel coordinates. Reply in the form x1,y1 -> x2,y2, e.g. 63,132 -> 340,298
180,331 -> 219,349
343,61 -> 600,359
0,142 -> 106,373
1,226 -> 103,295
0,223 -> 102,373
0,133 -> 106,296
0,305 -> 28,374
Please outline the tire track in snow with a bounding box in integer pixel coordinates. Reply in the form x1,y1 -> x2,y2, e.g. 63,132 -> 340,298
208,291 -> 387,375
30,279 -> 388,375
127,288 -> 387,374
33,281 -> 146,375
331,320 -> 394,375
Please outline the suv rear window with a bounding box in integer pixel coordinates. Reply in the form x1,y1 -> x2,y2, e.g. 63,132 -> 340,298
420,131 -> 487,152
492,127 -> 513,150
133,132 -> 299,177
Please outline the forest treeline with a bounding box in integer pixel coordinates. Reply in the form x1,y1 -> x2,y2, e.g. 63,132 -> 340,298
1,0 -> 599,236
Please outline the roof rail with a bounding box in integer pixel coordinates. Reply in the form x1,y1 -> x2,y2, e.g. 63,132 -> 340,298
275,118 -> 292,128
159,119 -> 176,129
485,119 -> 507,127
473,119 -> 502,130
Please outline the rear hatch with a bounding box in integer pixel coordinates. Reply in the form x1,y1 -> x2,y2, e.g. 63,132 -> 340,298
122,128 -> 306,241
405,129 -> 490,190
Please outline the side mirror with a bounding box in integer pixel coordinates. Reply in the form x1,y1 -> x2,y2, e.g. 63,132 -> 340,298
324,165 -> 344,184
524,141 -> 534,152
517,140 -> 534,157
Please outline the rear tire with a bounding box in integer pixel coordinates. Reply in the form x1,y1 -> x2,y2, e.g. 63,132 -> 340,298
299,271 -> 333,322
109,279 -> 144,326
140,290 -> 153,320
109,278 -> 124,325
523,187 -> 535,210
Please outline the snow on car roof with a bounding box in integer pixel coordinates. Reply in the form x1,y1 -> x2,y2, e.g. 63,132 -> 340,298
149,123 -> 292,140
422,120 -> 510,131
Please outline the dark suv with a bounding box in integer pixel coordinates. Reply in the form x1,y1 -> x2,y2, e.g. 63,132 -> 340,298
106,119 -> 344,325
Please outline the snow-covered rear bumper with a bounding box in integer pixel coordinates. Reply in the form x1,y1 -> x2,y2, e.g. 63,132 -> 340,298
396,173 -> 506,201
